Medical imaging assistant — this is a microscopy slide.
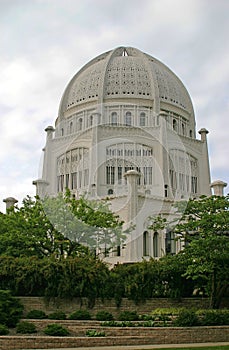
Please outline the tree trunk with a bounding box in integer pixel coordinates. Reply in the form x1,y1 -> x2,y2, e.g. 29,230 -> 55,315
210,268 -> 217,309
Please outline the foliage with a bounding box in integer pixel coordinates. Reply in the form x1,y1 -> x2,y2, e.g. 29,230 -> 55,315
173,309 -> 199,327
101,320 -> 158,327
0,256 -> 48,296
118,310 -> 139,321
0,255 -> 110,303
96,311 -> 114,321
26,309 -> 46,319
0,196 -> 69,258
109,256 -> 194,305
173,195 -> 229,308
101,320 -> 135,327
102,310 -> 229,327
44,323 -> 70,336
16,321 -> 37,333
151,307 -> 185,316
68,309 -> 91,320
198,309 -> 229,326
42,190 -> 126,257
0,191 -> 125,259
86,329 -> 105,337
43,256 -> 110,304
156,254 -> 194,299
0,255 -> 195,302
0,324 -> 9,335
0,290 -> 24,327
48,311 -> 66,320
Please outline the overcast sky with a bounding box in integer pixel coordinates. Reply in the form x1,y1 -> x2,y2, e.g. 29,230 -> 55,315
0,0 -> 228,212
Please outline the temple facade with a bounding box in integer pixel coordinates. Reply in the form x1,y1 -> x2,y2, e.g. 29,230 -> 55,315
33,47 -> 215,264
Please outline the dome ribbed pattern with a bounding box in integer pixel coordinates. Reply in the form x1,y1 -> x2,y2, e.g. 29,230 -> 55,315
58,47 -> 194,122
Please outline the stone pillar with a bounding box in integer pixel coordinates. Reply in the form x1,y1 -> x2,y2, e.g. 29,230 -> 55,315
32,179 -> 49,198
45,126 -> 55,141
124,170 -> 140,222
210,180 -> 227,196
198,128 -> 209,141
198,128 -> 211,195
3,197 -> 18,211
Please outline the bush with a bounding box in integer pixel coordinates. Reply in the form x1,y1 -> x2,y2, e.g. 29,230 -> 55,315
0,324 -> 9,335
44,324 -> 70,336
173,309 -> 199,327
152,307 -> 184,316
118,310 -> 139,321
68,309 -> 91,320
199,310 -> 229,326
48,311 -> 66,320
0,290 -> 24,327
26,309 -> 46,319
96,311 -> 114,321
86,329 -> 105,337
16,321 -> 37,334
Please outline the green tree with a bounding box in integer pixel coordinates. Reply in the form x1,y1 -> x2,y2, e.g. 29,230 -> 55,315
0,196 -> 81,258
42,190 -> 126,256
173,195 -> 229,308
0,191 -> 125,259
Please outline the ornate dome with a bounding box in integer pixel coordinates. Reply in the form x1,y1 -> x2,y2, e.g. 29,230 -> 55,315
58,47 -> 195,125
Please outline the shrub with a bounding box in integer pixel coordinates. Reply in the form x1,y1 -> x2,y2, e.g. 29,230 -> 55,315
86,329 -> 105,337
68,309 -> 91,320
173,309 -> 199,327
16,321 -> 37,334
0,290 -> 24,327
118,310 -> 139,321
26,309 -> 46,319
96,311 -> 114,321
48,311 -> 66,320
199,310 -> 229,326
152,307 -> 185,316
44,324 -> 70,336
0,324 -> 9,335
142,320 -> 155,327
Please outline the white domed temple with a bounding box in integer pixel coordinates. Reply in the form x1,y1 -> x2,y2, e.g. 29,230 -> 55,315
33,46 -> 220,264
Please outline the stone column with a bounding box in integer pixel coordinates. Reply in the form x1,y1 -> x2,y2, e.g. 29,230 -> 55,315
32,179 -> 49,198
45,126 -> 55,141
124,170 -> 140,222
198,128 -> 211,195
210,180 -> 227,196
3,197 -> 18,211
198,128 -> 209,141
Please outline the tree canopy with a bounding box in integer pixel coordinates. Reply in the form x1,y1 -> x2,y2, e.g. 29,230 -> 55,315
0,191 -> 125,259
173,195 -> 229,308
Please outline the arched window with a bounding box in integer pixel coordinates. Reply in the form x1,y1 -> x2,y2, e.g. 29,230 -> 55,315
69,122 -> 73,134
117,245 -> 121,257
143,231 -> 149,256
90,115 -> 93,126
111,112 -> 118,125
124,112 -> 132,126
61,128 -> 64,136
182,123 -> 185,136
173,119 -> 177,131
153,232 -> 159,257
79,118 -> 83,131
189,130 -> 193,138
164,184 -> 168,197
108,189 -> 114,195
139,112 -> 146,126
165,229 -> 176,255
